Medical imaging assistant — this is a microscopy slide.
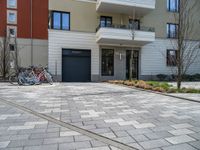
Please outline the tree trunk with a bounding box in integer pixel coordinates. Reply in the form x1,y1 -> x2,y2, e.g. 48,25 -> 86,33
177,48 -> 182,90
129,50 -> 134,81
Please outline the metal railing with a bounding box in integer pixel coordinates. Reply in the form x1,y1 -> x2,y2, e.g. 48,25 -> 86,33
96,23 -> 155,32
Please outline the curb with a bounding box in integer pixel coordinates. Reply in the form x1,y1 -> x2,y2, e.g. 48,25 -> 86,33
108,83 -> 200,104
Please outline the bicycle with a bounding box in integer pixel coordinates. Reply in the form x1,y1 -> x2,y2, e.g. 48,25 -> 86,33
9,66 -> 53,85
31,66 -> 53,85
9,67 -> 33,85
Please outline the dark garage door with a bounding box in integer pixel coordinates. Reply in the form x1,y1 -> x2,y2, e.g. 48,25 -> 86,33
62,49 -> 91,82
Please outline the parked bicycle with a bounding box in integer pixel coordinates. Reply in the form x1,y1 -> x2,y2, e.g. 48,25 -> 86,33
9,65 -> 53,85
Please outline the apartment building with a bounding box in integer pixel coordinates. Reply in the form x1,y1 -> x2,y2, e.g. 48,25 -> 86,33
48,0 -> 200,82
0,0 -> 48,68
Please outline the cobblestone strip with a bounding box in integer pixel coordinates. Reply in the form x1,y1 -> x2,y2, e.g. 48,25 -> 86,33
0,97 -> 138,150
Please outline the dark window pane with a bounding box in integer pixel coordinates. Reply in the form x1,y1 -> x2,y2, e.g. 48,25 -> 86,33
101,49 -> 114,76
100,17 -> 106,27
53,12 -> 61,29
9,44 -> 15,51
62,13 -> 70,30
167,23 -> 178,38
167,49 -> 177,66
167,0 -> 179,12
100,16 -> 112,27
106,18 -> 112,27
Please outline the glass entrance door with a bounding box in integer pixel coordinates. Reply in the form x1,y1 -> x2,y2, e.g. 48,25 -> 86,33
126,50 -> 139,79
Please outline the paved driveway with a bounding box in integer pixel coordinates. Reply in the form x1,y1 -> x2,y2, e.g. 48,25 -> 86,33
0,83 -> 200,150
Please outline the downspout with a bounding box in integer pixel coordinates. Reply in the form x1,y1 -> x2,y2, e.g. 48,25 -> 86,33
30,0 -> 33,65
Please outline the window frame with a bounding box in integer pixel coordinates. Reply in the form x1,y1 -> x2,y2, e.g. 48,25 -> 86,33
7,10 -> 17,24
101,49 -> 114,76
167,23 -> 179,39
166,49 -> 177,67
167,0 -> 179,12
9,44 -> 15,51
7,0 -> 17,9
7,26 -> 17,37
51,11 -> 70,30
100,16 -> 112,27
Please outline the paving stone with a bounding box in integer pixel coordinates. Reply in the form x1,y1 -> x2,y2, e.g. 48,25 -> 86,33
74,135 -> 92,142
145,131 -> 172,140
30,132 -> 59,139
9,134 -> 30,140
79,147 -> 111,150
8,125 -> 35,131
189,133 -> 200,140
0,141 -> 10,148
189,141 -> 200,149
90,140 -> 107,147
114,136 -> 136,144
7,139 -> 43,148
43,136 -> 74,144
101,132 -> 116,138
162,143 -> 197,150
127,128 -> 153,135
59,141 -> 92,150
24,144 -> 58,150
165,135 -> 196,144
168,129 -> 194,136
171,123 -> 194,129
60,131 -> 81,137
131,134 -> 149,142
0,148 -> 23,150
139,139 -> 171,149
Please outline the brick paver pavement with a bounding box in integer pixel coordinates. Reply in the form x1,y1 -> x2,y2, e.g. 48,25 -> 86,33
0,83 -> 200,150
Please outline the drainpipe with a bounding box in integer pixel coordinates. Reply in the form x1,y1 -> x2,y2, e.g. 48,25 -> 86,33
30,0 -> 33,65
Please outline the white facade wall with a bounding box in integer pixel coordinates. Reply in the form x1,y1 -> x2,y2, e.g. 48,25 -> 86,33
48,30 -> 99,78
48,29 -> 200,81
141,38 -> 200,76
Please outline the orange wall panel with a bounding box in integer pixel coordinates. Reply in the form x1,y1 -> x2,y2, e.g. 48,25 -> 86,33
0,0 -> 7,37
1,0 -> 48,39
32,0 -> 48,39
17,0 -> 31,38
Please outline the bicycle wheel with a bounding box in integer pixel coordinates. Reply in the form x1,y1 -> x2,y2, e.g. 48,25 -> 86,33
45,72 -> 53,85
9,73 -> 19,85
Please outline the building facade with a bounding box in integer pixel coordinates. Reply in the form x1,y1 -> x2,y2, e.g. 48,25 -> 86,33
0,0 -> 48,68
48,0 -> 200,82
1,0 -> 200,81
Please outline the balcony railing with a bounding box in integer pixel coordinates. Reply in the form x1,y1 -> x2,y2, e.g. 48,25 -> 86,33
96,24 -> 155,32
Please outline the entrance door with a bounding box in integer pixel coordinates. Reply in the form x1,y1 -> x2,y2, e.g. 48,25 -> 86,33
126,50 -> 139,79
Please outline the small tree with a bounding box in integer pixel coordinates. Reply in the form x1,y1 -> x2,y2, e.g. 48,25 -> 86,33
129,10 -> 136,80
0,32 -> 19,80
0,36 -> 10,79
171,0 -> 200,89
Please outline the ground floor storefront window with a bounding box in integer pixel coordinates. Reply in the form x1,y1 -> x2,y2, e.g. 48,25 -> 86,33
101,49 -> 114,76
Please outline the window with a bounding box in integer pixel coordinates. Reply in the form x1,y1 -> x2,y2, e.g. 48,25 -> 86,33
9,44 -> 15,51
52,11 -> 70,30
101,49 -> 114,76
100,16 -> 112,27
167,49 -> 177,66
7,26 -> 17,37
7,10 -> 17,24
167,23 -> 178,38
7,0 -> 17,8
167,0 -> 179,12
129,19 -> 140,30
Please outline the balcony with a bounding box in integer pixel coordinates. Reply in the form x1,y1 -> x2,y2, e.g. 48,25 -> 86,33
96,24 -> 155,46
96,0 -> 156,16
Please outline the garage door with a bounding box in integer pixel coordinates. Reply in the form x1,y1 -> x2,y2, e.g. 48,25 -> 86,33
62,49 -> 91,82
